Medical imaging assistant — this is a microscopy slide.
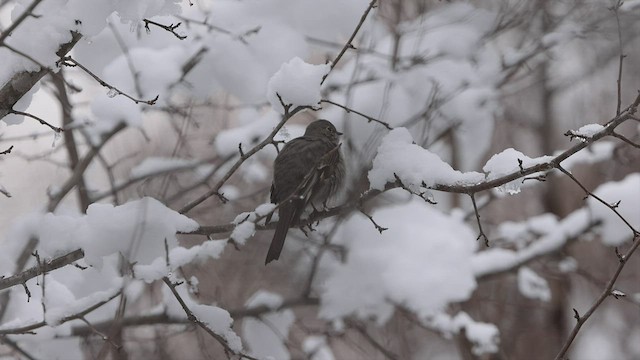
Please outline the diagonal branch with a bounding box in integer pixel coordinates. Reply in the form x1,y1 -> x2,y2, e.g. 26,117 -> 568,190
0,0 -> 44,45
0,249 -> 84,292
58,56 -> 158,105
9,110 -> 63,133
554,233 -> 640,359
178,102 -> 310,214
321,0 -> 378,85
162,277 -> 258,360
0,31 -> 82,120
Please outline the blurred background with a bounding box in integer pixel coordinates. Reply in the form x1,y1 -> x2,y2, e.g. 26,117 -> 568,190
1,0 -> 639,359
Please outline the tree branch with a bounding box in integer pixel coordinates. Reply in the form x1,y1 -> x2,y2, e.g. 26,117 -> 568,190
0,31 -> 82,120
0,249 -> 84,292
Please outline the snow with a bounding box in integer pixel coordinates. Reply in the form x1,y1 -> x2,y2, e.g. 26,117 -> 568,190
0,0 -> 183,127
113,1 -> 182,25
31,197 -> 199,267
541,22 -> 582,47
517,267 -> 551,302
134,239 -> 227,282
482,148 -> 553,194
242,290 -> 295,360
573,123 -> 605,138
266,57 -> 330,114
496,213 -> 559,248
303,336 -> 335,360
101,45 -> 185,104
130,157 -> 198,178
559,141 -> 615,169
426,312 -> 499,355
558,257 -> 578,273
571,310 -> 627,360
320,193 -> 478,322
230,221 -> 255,246
227,203 -> 278,245
255,203 -> 277,218
621,0 -> 640,11
162,284 -> 242,352
45,284 -> 120,326
473,208 -> 591,278
89,92 -> 142,136
0,0 -> 637,357
589,173 -> 640,246
214,110 -> 280,157
368,128 -> 484,191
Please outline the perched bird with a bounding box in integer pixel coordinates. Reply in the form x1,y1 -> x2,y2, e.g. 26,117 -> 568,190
265,119 -> 345,264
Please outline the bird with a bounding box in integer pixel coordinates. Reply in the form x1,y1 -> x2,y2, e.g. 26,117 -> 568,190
265,119 -> 345,264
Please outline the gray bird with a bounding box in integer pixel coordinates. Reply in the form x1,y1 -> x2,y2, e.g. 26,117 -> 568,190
266,119 -> 345,264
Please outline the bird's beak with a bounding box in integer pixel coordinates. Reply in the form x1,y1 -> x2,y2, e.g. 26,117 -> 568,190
336,130 -> 343,136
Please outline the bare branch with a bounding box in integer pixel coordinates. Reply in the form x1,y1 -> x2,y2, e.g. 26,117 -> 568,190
58,56 -> 158,105
611,131 -> 640,148
0,145 -> 13,155
0,249 -> 84,292
0,0 -> 44,45
555,164 -> 638,236
469,193 -> 489,247
0,31 -> 82,120
321,99 -> 393,130
610,0 -> 625,116
9,110 -> 63,133
48,123 -> 125,211
178,103 -> 311,214
554,233 -> 640,359
321,0 -> 378,85
161,277 -> 258,360
143,18 -> 187,40
0,289 -> 120,335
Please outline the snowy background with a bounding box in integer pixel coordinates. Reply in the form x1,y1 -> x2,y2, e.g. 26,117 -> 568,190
0,0 -> 639,359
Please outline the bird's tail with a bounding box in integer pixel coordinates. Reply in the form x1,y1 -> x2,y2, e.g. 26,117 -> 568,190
265,202 -> 297,264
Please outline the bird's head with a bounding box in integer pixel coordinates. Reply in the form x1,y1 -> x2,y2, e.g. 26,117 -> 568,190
305,119 -> 342,143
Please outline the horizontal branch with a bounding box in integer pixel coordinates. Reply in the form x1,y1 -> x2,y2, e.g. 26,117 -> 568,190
70,296 -> 319,337
0,249 -> 84,292
0,288 -> 119,335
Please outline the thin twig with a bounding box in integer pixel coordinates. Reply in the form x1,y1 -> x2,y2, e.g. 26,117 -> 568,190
555,164 -> 638,236
178,101 -> 310,214
358,207 -> 388,233
9,110 -> 63,133
610,0 -> 625,116
58,56 -> 158,105
0,249 -> 84,292
469,193 -> 489,247
0,290 -> 120,335
321,99 -> 392,129
554,233 -> 640,359
108,21 -> 143,98
0,145 -> 13,155
321,0 -> 378,85
47,123 -> 125,211
161,277 -> 258,360
143,18 -> 187,40
0,336 -> 39,360
349,321 -> 399,360
176,15 -> 260,44
610,132 -> 640,148
51,74 -> 91,211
